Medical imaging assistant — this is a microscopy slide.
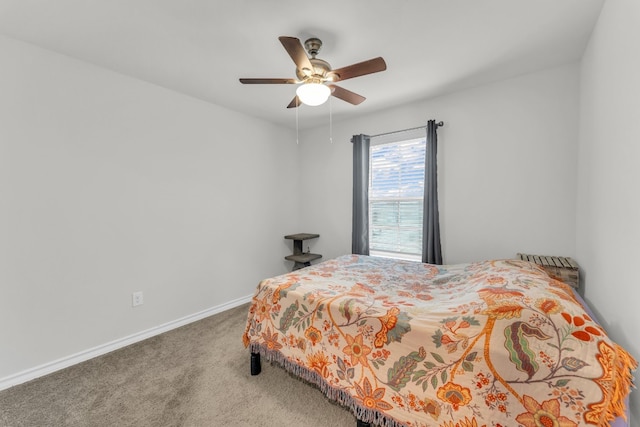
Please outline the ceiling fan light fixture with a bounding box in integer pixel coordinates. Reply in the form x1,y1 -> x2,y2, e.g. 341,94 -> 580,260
296,82 -> 331,106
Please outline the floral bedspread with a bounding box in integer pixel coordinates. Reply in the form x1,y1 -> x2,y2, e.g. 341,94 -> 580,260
243,255 -> 637,427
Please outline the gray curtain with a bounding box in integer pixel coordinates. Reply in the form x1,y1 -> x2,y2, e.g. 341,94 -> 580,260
422,120 -> 442,264
351,134 -> 370,255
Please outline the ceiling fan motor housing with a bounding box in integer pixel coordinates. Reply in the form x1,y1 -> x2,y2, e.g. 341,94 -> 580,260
296,57 -> 332,81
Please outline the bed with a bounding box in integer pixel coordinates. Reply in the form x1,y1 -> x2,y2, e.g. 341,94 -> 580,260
243,255 -> 637,427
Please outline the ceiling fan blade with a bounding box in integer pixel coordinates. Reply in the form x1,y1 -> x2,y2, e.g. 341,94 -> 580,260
329,57 -> 387,82
239,78 -> 297,84
286,96 -> 301,109
328,85 -> 366,105
279,36 -> 313,73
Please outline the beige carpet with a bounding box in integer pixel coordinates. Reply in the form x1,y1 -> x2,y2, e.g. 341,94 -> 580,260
0,303 -> 357,426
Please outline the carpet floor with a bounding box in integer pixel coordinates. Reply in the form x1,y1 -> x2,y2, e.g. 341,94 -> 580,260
0,303 -> 357,426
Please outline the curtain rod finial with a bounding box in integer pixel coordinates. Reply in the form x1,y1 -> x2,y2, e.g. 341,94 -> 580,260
437,121 -> 444,127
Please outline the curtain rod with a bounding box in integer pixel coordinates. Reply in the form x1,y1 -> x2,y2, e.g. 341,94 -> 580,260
370,121 -> 444,138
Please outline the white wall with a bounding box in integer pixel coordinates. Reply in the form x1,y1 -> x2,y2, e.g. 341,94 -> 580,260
298,64 -> 580,265
0,35 -> 298,382
578,0 -> 640,422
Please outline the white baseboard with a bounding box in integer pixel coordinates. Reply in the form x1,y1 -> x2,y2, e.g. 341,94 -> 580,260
0,294 -> 253,392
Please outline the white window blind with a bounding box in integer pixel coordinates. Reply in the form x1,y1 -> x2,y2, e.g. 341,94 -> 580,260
369,128 -> 426,261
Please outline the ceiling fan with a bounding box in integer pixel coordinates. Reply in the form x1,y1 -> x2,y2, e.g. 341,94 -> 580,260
239,36 -> 387,108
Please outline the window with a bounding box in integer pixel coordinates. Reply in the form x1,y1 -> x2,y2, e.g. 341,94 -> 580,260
369,131 -> 426,261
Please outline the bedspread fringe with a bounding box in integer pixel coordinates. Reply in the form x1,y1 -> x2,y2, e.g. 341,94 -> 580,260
249,343 -> 406,427
607,344 -> 638,424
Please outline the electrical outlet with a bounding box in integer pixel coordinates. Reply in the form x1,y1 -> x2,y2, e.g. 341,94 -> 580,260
132,291 -> 144,307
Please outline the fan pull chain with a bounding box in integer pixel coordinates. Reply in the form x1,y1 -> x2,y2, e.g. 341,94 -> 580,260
329,95 -> 333,143
296,100 -> 299,144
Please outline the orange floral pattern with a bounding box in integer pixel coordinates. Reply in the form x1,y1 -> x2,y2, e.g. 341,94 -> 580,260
436,382 -> 472,410
354,377 -> 394,411
516,395 -> 578,427
343,334 -> 372,367
243,255 -> 637,427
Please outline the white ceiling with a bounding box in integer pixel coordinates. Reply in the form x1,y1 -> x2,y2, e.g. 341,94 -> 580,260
0,0 -> 604,130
